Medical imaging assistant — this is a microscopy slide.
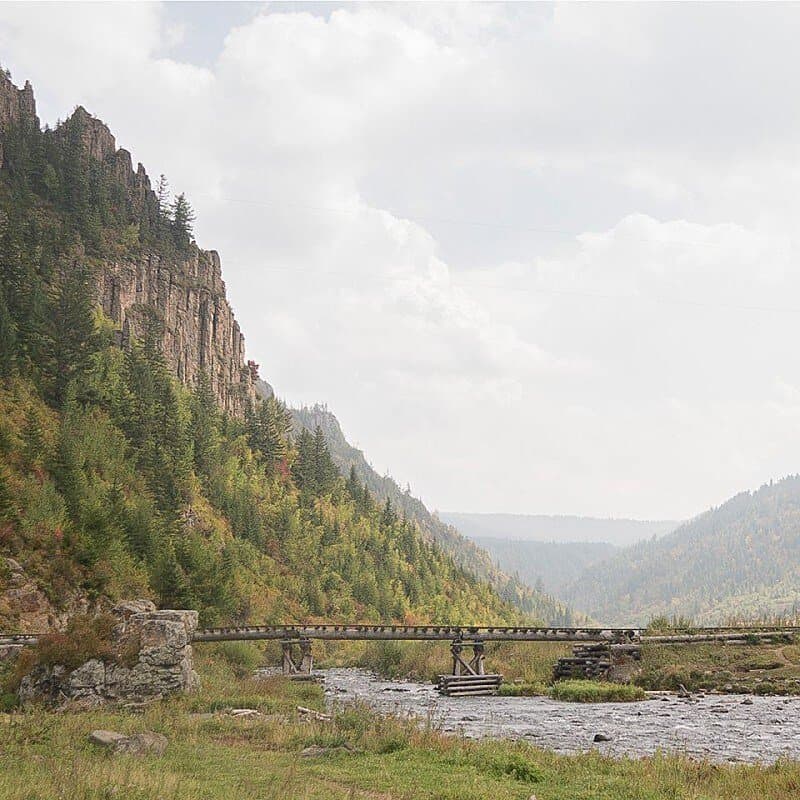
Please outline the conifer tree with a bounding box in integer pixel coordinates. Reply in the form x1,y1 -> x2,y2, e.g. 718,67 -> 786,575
0,290 -> 17,377
171,192 -> 195,247
43,257 -> 100,404
156,174 -> 170,218
190,371 -> 219,480
312,424 -> 337,494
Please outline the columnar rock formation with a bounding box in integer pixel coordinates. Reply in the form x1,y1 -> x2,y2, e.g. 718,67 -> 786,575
18,601 -> 200,705
0,71 -> 37,167
0,72 -> 258,417
100,250 -> 256,417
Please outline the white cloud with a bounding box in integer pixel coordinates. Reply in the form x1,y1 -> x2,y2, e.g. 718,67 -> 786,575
3,2 -> 800,519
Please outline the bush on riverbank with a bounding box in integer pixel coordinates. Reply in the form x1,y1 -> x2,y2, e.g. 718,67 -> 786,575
550,680 -> 646,702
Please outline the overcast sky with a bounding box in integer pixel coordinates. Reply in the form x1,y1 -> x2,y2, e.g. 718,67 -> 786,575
4,2 -> 800,520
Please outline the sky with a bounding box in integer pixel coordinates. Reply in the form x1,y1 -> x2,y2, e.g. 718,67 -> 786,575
3,2 -> 800,521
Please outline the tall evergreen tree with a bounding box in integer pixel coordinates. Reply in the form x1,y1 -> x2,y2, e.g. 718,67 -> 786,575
43,256 -> 100,404
171,193 -> 195,248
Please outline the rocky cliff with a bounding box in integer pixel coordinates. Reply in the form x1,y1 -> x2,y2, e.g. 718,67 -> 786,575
0,70 -> 37,167
0,72 -> 257,416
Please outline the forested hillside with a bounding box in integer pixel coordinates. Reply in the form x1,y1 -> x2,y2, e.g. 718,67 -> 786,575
290,404 -> 578,624
0,71 -> 522,631
565,476 -> 800,624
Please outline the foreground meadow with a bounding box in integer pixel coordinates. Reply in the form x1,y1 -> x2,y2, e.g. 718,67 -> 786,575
2,646 -> 800,800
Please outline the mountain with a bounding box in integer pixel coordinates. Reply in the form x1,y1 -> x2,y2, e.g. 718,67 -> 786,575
469,538 -> 618,598
564,476 -> 800,625
440,512 -> 679,547
0,71 -> 524,631
285,403 -> 579,625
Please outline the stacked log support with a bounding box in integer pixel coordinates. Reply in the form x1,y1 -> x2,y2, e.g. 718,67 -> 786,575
281,638 -> 314,679
437,673 -> 503,696
553,643 -> 641,681
438,639 -> 502,695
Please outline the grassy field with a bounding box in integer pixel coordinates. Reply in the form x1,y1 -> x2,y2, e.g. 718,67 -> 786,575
3,646 -> 800,799
636,640 -> 800,694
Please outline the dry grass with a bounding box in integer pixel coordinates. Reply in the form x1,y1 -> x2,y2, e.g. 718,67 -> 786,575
2,647 -> 800,798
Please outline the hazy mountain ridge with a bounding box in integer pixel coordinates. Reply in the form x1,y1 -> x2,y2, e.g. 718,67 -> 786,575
440,512 -> 679,547
469,538 -> 618,598
564,476 -> 800,625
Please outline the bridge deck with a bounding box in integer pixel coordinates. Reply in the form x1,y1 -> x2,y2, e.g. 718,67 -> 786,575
192,625 -> 643,642
4,624 -> 800,647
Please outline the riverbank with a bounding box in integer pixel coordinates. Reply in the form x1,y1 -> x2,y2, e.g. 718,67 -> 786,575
3,647 -> 800,799
319,637 -> 800,695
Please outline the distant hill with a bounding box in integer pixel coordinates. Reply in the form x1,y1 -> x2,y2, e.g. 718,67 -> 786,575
564,476 -> 800,625
286,403 -> 581,625
470,538 -> 618,598
440,512 -> 679,547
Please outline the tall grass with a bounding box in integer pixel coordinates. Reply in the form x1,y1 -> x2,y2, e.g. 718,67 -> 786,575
2,649 -> 800,798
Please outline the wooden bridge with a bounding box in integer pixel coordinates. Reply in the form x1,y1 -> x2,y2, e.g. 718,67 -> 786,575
4,623 -> 798,696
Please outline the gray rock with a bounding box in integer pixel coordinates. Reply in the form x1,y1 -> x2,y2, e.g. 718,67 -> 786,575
300,744 -> 352,757
229,708 -> 261,718
68,659 -> 105,690
89,730 -> 129,748
88,729 -> 167,756
111,600 -> 156,621
114,731 -> 168,756
17,603 -> 199,705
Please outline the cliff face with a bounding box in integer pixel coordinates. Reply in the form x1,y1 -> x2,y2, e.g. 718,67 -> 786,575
0,71 -> 38,167
101,249 -> 256,417
0,73 -> 257,416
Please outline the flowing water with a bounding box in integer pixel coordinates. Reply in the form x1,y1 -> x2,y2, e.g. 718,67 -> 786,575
317,668 -> 800,763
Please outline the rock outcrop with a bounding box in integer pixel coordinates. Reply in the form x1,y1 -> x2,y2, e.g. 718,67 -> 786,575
100,249 -> 256,417
0,70 -> 38,168
0,71 -> 259,417
18,601 -> 200,705
0,557 -> 89,633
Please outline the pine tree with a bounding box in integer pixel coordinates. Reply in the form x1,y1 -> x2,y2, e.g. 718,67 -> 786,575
42,256 -> 100,404
153,538 -> 190,608
346,465 -> 360,501
312,424 -> 337,494
156,174 -> 170,219
171,193 -> 195,248
381,497 -> 397,530
292,428 -> 316,492
190,371 -> 219,480
0,289 -> 17,377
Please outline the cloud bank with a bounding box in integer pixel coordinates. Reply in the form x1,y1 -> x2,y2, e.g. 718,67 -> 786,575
3,2 -> 800,519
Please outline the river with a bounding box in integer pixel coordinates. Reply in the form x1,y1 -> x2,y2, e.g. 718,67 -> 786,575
318,668 -> 800,764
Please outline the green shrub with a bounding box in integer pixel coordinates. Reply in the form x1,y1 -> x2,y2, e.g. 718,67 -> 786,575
359,641 -> 405,678
376,735 -> 408,754
551,680 -> 646,703
8,612 -> 138,692
754,681 -> 777,695
486,753 -> 543,783
0,692 -> 18,711
498,681 -> 549,697
212,641 -> 262,677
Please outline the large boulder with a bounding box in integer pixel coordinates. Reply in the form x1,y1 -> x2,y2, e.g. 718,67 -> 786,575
17,601 -> 199,705
88,729 -> 168,756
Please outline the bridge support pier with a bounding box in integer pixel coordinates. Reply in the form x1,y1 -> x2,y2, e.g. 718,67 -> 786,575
450,639 -> 486,676
281,638 -> 313,676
